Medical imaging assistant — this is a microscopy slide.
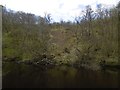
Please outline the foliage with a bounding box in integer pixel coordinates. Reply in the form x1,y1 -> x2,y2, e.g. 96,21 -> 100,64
2,3 -> 119,69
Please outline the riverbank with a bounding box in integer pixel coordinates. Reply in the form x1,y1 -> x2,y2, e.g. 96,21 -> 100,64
2,57 -> 120,72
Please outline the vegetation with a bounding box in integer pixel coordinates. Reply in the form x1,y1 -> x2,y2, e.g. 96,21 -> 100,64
2,2 -> 120,70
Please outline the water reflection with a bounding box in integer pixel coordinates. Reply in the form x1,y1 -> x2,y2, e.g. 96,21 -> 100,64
3,62 -> 119,88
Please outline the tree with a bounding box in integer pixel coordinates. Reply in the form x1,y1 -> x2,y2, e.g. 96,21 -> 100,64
74,16 -> 81,24
96,4 -> 104,19
44,13 -> 52,24
82,5 -> 95,37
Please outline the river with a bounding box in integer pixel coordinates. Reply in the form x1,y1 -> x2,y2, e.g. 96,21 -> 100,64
2,62 -> 119,88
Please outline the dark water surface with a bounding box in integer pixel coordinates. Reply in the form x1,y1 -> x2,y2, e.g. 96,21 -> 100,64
3,62 -> 119,88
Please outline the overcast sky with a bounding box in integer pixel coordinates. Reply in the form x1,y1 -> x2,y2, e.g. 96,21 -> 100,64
0,0 -> 119,22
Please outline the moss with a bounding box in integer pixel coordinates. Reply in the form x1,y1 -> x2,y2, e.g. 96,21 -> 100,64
22,53 -> 33,61
3,48 -> 19,58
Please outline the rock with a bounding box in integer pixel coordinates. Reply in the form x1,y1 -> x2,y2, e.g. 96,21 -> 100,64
24,60 -> 33,65
42,54 -> 47,59
16,61 -> 22,64
33,61 -> 40,65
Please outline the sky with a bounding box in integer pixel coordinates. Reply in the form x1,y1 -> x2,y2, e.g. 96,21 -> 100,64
0,0 -> 119,22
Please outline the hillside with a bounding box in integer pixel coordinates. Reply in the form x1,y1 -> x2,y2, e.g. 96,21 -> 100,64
2,4 -> 119,70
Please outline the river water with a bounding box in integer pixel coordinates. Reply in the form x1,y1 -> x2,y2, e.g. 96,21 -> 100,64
2,62 -> 119,88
